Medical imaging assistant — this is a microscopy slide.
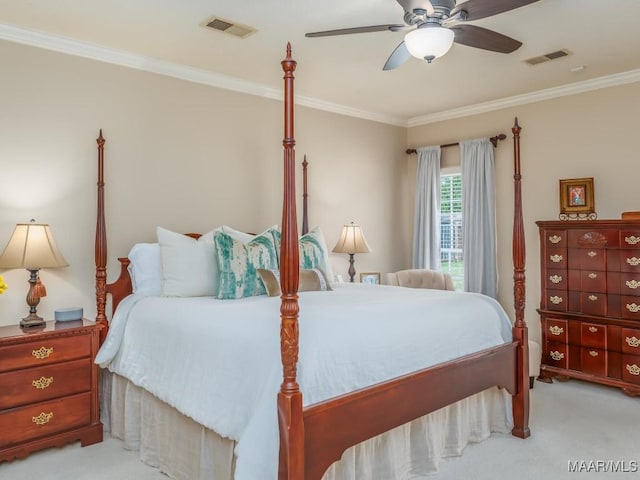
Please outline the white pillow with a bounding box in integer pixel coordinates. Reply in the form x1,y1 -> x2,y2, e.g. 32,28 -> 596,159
127,243 -> 162,296
157,227 -> 218,297
221,224 -> 279,244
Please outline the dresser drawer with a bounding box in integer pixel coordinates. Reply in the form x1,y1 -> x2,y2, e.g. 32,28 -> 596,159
0,358 -> 91,410
545,289 -> 567,311
621,296 -> 640,320
619,251 -> 640,273
545,342 -> 568,369
622,355 -> 640,385
0,392 -> 91,448
621,328 -> 640,354
577,270 -> 607,293
545,269 -> 568,290
620,231 -> 640,249
580,292 -> 607,316
620,272 -> 640,296
545,248 -> 567,269
544,230 -> 567,248
545,318 -> 568,343
568,248 -> 606,271
581,347 -> 607,377
580,322 -> 607,349
0,334 -> 91,373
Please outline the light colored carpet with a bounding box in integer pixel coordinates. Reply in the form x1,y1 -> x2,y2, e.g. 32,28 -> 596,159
2,379 -> 638,479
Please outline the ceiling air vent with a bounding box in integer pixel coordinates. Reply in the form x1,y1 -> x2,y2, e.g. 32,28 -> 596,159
205,17 -> 257,39
523,49 -> 571,66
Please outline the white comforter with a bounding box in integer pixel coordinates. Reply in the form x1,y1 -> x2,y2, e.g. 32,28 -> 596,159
96,283 -> 513,480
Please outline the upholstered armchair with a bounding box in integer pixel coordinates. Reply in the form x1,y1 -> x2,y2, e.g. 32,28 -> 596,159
385,268 -> 540,387
385,269 -> 455,291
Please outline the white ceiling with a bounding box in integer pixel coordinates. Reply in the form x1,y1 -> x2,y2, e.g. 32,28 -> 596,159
1,0 -> 640,126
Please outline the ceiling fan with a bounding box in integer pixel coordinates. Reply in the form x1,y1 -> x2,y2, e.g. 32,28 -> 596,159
305,0 -> 540,70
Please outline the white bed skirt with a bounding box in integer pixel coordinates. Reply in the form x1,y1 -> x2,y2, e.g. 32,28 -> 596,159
101,371 -> 512,480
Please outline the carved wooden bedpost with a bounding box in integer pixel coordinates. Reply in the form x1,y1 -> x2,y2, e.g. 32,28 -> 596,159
278,43 -> 304,480
302,155 -> 309,236
511,118 -> 530,438
95,130 -> 108,342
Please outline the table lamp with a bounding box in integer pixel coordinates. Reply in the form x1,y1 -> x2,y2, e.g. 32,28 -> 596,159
332,222 -> 371,283
0,221 -> 69,328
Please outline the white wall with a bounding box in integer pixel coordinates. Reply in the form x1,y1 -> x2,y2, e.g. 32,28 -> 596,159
0,40 -> 405,326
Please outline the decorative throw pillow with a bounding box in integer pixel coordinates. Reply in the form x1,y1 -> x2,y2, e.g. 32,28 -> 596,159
257,268 -> 333,297
299,226 -> 335,283
222,224 -> 281,261
215,228 -> 279,299
157,227 -> 218,297
127,243 -> 162,296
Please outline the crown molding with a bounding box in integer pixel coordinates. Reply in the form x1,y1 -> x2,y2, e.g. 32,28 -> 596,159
0,23 -> 407,127
2,23 -> 639,129
407,69 -> 640,127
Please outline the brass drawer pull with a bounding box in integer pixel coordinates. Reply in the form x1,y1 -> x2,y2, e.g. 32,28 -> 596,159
588,295 -> 598,301
32,412 -> 54,425
626,280 -> 640,289
589,350 -> 598,357
626,336 -> 640,348
588,273 -> 598,279
588,251 -> 597,258
626,303 -> 640,313
550,254 -> 563,263
549,235 -> 562,244
549,275 -> 563,284
626,364 -> 640,376
589,326 -> 598,333
549,325 -> 564,336
625,235 -> 640,245
550,351 -> 564,361
32,347 -> 54,360
550,296 -> 563,305
32,376 -> 54,390
627,257 -> 640,266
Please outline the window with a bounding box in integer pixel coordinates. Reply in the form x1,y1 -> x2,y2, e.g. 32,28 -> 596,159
440,172 -> 463,290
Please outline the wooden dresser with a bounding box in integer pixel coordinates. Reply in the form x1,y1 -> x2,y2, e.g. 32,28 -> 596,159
0,319 -> 103,462
537,220 -> 640,396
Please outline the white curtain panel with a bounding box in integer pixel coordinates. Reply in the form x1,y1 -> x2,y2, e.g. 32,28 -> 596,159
460,138 -> 497,298
412,146 -> 441,270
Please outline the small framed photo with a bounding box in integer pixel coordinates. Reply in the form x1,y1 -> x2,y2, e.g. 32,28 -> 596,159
360,272 -> 381,285
559,177 -> 595,215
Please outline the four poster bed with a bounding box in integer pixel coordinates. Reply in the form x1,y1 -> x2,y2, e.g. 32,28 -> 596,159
94,44 -> 530,480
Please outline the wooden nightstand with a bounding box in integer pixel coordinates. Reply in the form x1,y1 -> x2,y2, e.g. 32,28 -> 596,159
0,319 -> 103,462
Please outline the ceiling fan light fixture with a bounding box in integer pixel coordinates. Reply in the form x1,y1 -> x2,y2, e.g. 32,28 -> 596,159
404,26 -> 454,63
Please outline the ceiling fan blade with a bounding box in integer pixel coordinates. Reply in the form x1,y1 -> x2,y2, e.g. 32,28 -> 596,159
383,41 -> 412,71
450,24 -> 522,53
395,0 -> 434,15
306,24 -> 404,37
451,0 -> 540,21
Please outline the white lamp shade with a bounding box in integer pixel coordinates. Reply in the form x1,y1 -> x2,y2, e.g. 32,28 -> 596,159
0,223 -> 68,269
404,26 -> 455,61
332,223 -> 372,255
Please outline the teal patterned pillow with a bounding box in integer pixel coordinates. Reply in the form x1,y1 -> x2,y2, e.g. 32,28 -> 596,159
214,228 -> 279,299
299,226 -> 334,283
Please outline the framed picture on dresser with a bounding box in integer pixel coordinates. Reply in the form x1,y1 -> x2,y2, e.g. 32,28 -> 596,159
559,177 -> 595,215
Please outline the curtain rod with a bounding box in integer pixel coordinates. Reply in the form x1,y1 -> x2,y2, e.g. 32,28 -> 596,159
405,133 -> 506,155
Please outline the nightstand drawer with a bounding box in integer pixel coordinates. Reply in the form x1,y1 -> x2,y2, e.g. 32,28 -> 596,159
0,358 -> 91,410
0,392 -> 91,448
0,334 -> 91,373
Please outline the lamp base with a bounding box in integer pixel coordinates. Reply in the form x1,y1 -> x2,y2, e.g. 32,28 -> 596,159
20,313 -> 46,329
